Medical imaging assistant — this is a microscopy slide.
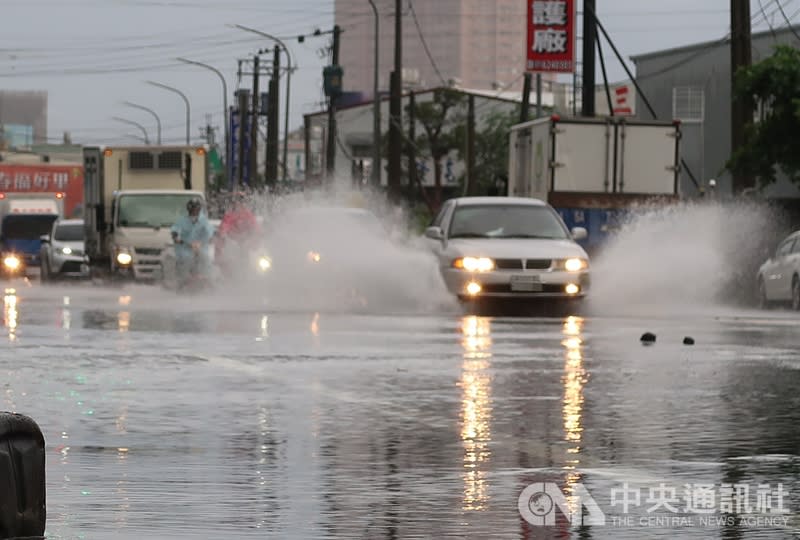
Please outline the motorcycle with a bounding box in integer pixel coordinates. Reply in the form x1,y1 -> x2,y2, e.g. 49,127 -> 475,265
162,241 -> 217,294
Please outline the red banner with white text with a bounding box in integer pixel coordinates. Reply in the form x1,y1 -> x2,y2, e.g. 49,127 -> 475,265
0,164 -> 84,217
526,0 -> 577,73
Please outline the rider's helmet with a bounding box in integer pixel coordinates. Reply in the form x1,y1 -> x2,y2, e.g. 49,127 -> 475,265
187,198 -> 203,213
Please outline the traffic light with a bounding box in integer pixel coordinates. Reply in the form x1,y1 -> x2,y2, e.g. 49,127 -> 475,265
323,65 -> 343,98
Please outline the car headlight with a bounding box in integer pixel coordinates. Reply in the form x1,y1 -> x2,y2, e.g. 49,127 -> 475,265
3,255 -> 20,270
556,257 -> 589,272
116,247 -> 133,266
258,256 -> 272,272
453,256 -> 495,272
62,247 -> 73,255
307,251 -> 321,263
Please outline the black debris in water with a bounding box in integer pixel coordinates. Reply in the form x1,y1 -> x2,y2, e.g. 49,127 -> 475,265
640,332 -> 656,344
683,337 -> 695,345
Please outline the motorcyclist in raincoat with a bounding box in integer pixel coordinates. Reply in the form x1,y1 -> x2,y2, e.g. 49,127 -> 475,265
215,191 -> 261,277
170,198 -> 214,289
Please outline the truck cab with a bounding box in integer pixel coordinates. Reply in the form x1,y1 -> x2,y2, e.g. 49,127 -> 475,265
107,189 -> 206,281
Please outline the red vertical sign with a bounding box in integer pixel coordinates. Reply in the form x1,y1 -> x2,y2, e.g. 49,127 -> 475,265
526,0 -> 577,73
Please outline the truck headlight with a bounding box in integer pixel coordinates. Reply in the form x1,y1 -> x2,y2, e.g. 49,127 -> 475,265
452,256 -> 495,272
3,255 -> 20,270
556,258 -> 589,272
116,248 -> 133,266
62,247 -> 73,255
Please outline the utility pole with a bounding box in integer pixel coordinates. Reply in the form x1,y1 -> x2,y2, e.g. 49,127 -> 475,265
731,0 -> 754,193
520,73 -> 532,123
325,25 -> 342,182
237,89 -> 250,189
581,0 -> 597,117
266,45 -> 281,187
387,0 -> 403,199
251,55 -> 260,188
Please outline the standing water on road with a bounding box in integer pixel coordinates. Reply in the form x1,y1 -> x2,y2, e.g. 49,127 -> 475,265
1,277 -> 799,538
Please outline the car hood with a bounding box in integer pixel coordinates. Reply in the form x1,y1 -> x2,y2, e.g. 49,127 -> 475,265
444,238 -> 588,260
51,240 -> 85,251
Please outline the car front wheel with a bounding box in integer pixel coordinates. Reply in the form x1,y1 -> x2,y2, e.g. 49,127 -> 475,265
40,258 -> 49,283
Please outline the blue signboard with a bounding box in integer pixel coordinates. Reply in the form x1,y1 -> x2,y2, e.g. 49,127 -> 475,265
228,107 -> 252,188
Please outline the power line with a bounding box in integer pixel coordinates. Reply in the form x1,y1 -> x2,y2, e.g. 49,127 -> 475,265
773,0 -> 800,40
407,0 -> 446,86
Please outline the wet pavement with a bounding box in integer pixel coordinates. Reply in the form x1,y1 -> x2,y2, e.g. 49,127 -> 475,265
1,281 -> 799,539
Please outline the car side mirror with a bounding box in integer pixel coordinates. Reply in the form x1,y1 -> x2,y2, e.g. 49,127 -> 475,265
571,227 -> 588,240
40,235 -> 50,243
425,226 -> 444,240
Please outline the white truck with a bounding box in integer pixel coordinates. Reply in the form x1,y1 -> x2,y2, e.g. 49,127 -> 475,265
508,115 -> 682,255
0,193 -> 65,278
82,145 -> 209,282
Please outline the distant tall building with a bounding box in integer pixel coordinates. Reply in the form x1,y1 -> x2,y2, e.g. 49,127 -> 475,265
335,0 -> 548,96
0,90 -> 47,149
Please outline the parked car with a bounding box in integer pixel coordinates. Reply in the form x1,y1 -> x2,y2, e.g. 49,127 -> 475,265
39,218 -> 89,281
423,197 -> 590,302
756,229 -> 800,310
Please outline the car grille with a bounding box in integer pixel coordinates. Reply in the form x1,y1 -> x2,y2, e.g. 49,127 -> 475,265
525,259 -> 552,270
495,258 -> 524,270
61,261 -> 84,273
135,247 -> 162,256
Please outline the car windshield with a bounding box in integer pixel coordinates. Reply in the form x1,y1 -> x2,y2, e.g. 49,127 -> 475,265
449,204 -> 569,239
1,215 -> 59,240
54,223 -> 84,241
117,194 -> 201,228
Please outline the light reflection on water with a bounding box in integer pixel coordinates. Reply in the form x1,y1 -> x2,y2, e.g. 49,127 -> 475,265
4,287 -> 18,341
561,315 -> 586,517
460,315 -> 493,512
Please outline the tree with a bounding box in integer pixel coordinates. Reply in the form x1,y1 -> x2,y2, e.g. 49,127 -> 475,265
452,106 -> 521,195
404,89 -> 467,214
727,45 -> 800,187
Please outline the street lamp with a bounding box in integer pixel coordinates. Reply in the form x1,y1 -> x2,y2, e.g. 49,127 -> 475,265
146,80 -> 191,145
112,116 -> 150,144
231,24 -> 294,182
176,57 -> 229,163
367,0 -> 381,186
122,101 -> 161,144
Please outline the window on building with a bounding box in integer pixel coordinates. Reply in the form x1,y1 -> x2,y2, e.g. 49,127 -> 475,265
672,86 -> 704,123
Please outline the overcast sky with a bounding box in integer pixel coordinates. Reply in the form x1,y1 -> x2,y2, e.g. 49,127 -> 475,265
0,0 -> 792,146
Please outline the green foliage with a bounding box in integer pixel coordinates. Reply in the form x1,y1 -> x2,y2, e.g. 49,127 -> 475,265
403,89 -> 468,213
727,45 -> 800,186
451,106 -> 521,194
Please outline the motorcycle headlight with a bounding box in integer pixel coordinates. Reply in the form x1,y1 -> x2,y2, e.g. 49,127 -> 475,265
258,256 -> 272,272
452,256 -> 495,272
3,255 -> 20,270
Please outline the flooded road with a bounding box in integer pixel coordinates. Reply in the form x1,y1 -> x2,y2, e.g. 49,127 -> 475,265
1,283 -> 799,539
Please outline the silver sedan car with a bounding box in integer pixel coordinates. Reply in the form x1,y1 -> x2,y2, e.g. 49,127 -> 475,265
40,218 -> 89,281
424,197 -> 590,302
757,229 -> 800,310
